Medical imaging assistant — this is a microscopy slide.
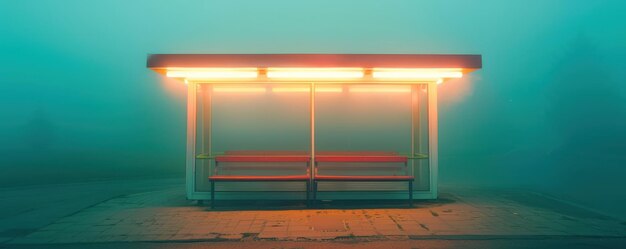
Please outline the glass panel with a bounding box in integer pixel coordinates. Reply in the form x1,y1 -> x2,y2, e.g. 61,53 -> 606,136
192,82 -> 431,193
211,83 -> 310,152
195,83 -> 311,192
315,84 -> 412,153
315,84 -> 412,192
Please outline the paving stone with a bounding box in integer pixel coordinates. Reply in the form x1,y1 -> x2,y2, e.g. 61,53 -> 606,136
350,229 -> 378,237
218,233 -> 243,240
257,231 -> 289,239
6,186 -> 625,244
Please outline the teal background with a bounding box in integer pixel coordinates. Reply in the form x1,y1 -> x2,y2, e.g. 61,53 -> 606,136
0,0 -> 625,217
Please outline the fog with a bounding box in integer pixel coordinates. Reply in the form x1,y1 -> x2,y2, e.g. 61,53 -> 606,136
1,0 -> 625,218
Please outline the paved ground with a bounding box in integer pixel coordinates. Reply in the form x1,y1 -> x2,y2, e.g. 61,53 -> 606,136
4,238 -> 626,249
0,179 -> 625,248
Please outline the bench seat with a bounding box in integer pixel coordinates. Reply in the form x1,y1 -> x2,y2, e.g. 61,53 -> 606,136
314,175 -> 414,181
209,151 -> 311,208
315,155 -> 407,163
313,152 -> 413,207
209,175 -> 310,181
215,155 -> 310,163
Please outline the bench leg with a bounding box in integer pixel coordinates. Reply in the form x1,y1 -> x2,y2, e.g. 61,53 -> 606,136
313,181 -> 317,206
408,181 -> 413,208
210,181 -> 215,209
306,181 -> 311,207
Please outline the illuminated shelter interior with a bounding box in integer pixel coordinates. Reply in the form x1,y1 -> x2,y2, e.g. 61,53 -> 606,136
147,54 -> 482,203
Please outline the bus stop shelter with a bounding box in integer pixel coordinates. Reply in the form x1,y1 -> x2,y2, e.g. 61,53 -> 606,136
147,54 -> 482,205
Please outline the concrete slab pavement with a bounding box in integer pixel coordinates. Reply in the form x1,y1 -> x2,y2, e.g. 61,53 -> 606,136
2,181 -> 624,245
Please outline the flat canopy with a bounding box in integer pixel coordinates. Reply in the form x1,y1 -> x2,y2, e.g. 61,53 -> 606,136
148,54 -> 481,83
147,54 -> 482,69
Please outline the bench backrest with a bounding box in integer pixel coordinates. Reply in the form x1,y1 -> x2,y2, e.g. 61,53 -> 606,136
313,151 -> 410,176
214,151 -> 311,176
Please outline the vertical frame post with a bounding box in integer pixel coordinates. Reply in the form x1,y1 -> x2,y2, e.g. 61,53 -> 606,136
186,81 -> 198,199
309,83 -> 316,195
427,82 -> 438,198
205,86 -> 213,190
410,85 -> 418,178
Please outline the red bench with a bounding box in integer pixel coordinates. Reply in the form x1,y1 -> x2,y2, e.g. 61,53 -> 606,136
208,151 -> 311,208
313,152 -> 414,206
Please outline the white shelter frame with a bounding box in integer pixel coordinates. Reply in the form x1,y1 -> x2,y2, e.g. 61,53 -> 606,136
184,81 -> 439,201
